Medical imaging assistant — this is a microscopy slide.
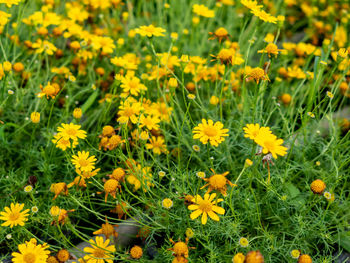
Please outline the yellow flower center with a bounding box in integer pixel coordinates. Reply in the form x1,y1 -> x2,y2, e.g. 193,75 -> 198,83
173,242 -> 188,255
250,68 -> 265,79
102,223 -> 115,236
9,212 -> 20,221
209,174 -> 227,189
104,179 -> 118,192
215,28 -> 228,37
263,139 -> 275,152
43,85 -> 56,95
198,200 -> 213,213
142,118 -> 153,126
66,128 -> 77,136
265,43 -> 278,54
128,79 -> 138,90
93,248 -> 105,258
218,49 -> 231,60
79,159 -> 89,167
204,127 -> 217,137
123,108 -> 134,117
23,253 -> 36,263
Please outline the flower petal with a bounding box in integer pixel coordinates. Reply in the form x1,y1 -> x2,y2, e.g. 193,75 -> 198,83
208,211 -> 219,221
212,205 -> 225,215
201,212 -> 208,224
188,205 -> 199,210
190,209 -> 202,220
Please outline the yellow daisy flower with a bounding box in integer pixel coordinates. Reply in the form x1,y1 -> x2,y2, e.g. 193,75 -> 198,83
56,123 -> 87,141
83,236 -> 116,263
135,24 -> 166,37
188,193 -> 225,224
0,203 -> 30,228
12,238 -> 50,263
71,151 -> 97,172
255,133 -> 288,159
192,119 -> 229,147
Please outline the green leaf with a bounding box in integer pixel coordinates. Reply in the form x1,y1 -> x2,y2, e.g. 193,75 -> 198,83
339,232 -> 350,252
81,91 -> 99,113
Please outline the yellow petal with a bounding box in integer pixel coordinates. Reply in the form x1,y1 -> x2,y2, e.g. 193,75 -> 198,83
208,211 -> 219,221
188,205 -> 199,210
201,212 -> 208,224
208,193 -> 217,201
190,209 -> 202,220
212,205 -> 225,215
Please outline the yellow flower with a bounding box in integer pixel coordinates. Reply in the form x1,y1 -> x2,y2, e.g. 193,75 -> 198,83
240,0 -> 263,10
257,43 -> 285,57
130,245 -> 143,259
192,119 -> 229,147
245,159 -> 253,167
264,33 -> 274,43
73,108 -> 82,119
135,24 -> 166,37
243,123 -> 267,140
56,123 -> 87,141
3,61 -> 12,71
127,175 -> 141,191
210,96 -> 220,105
11,239 -> 50,263
327,91 -> 334,99
0,11 -> 11,27
32,39 -> 57,55
162,198 -> 173,209
120,74 -> 147,97
168,77 -> 178,88
0,0 -> 22,8
139,114 -> 160,131
310,179 -> 326,194
208,27 -> 229,43
233,253 -> 246,263
192,4 -> 215,18
298,254 -> 312,263
51,134 -> 78,151
254,133 -> 288,159
57,249 -> 70,262
37,82 -> 60,99
50,206 -> 75,225
200,169 -> 236,196
90,36 -> 116,54
185,228 -> 194,238
103,179 -> 121,202
30,112 -> 40,123
83,236 -> 116,263
92,218 -> 118,239
307,112 -> 315,118
188,193 -> 225,224
290,249 -> 300,259
24,185 -> 33,193
50,182 -> 68,200
146,136 -> 168,155
338,48 -> 348,58
0,203 -> 30,228
251,9 -> 277,23
117,100 -> 143,124
245,250 -> 264,263
192,145 -> 200,152
246,67 -> 269,83
71,151 -> 97,172
239,237 -> 249,247
187,94 -> 196,100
